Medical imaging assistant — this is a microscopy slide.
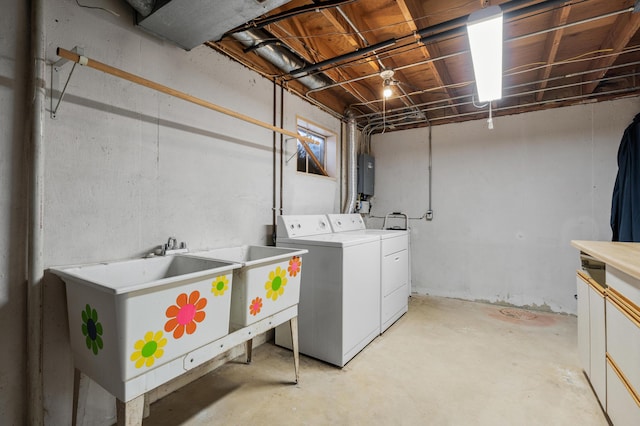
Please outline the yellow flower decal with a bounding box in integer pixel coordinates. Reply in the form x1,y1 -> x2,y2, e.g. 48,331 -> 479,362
211,275 -> 229,296
130,330 -> 167,369
265,266 -> 287,301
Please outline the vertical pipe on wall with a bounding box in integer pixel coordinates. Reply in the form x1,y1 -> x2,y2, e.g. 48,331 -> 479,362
272,80 -> 277,245
279,84 -> 284,216
27,0 -> 45,423
342,110 -> 357,213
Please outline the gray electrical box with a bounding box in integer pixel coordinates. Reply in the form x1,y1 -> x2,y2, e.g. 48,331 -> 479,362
357,154 -> 375,196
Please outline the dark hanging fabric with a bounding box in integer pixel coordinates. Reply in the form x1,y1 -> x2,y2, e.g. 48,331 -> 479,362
611,113 -> 640,242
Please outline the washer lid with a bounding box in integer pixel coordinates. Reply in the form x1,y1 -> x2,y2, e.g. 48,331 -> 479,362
277,231 -> 379,248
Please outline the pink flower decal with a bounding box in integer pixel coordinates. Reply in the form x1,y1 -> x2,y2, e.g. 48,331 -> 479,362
164,291 -> 207,339
249,297 -> 263,316
288,256 -> 302,277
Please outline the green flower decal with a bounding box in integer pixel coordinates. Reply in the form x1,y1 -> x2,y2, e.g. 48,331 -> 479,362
81,304 -> 104,355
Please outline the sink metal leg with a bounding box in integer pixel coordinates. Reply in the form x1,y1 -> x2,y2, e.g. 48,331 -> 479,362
290,316 -> 300,384
116,394 -> 145,426
245,338 -> 253,364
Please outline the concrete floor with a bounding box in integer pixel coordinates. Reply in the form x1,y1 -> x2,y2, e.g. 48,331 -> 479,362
144,296 -> 608,425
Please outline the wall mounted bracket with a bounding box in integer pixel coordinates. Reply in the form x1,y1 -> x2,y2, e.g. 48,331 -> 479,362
50,46 -> 84,119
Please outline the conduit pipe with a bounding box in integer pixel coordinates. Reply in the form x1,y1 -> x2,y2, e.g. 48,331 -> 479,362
28,0 -> 46,423
272,81 -> 277,245
342,110 -> 358,213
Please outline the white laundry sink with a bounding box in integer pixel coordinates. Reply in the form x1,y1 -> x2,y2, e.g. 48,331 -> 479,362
189,246 -> 307,329
50,255 -> 241,399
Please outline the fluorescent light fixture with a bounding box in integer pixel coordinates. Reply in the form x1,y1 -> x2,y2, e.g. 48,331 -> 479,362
467,5 -> 503,102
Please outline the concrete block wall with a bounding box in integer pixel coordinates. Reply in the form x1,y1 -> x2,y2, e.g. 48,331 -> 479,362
369,97 -> 640,314
1,0 -> 342,424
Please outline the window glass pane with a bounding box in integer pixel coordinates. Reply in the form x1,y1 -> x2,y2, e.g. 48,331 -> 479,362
296,142 -> 307,172
297,125 -> 328,176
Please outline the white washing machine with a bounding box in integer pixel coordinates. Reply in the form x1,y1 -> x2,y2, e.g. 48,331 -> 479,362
274,214 -> 381,367
327,214 -> 409,333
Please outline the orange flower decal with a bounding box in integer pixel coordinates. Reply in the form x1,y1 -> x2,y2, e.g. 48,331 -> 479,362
164,290 -> 207,339
249,297 -> 263,316
288,256 -> 302,277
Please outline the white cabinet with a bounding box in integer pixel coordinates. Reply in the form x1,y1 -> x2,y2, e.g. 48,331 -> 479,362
605,267 -> 640,425
572,242 -> 640,425
380,235 -> 409,333
576,271 -> 606,406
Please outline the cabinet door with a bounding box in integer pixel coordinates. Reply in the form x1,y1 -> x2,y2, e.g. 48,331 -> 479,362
606,292 -> 640,400
576,273 -> 590,375
589,284 -> 606,405
607,359 -> 640,426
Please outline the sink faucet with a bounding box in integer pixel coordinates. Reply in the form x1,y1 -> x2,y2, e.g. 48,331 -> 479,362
167,237 -> 177,250
159,237 -> 188,256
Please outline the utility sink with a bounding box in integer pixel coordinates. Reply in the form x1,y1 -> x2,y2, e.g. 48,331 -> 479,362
189,246 -> 307,329
50,255 -> 241,400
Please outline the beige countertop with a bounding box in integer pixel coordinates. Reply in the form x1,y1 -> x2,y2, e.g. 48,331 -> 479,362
571,240 -> 640,281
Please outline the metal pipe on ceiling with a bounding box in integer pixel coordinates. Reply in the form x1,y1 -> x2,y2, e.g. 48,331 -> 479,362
425,86 -> 640,124
355,58 -> 640,121
304,0 -> 625,103
231,29 -> 332,90
289,0 -> 568,79
364,72 -> 640,128
224,0 -> 356,37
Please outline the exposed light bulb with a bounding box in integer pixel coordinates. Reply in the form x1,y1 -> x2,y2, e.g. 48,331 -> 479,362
383,86 -> 393,98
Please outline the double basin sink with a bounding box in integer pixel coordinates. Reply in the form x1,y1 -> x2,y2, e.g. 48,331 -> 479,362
51,245 -> 306,398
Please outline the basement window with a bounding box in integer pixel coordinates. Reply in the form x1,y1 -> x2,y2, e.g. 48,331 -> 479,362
296,118 -> 336,178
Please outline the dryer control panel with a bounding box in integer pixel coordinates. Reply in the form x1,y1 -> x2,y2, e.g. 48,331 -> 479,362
277,215 -> 332,238
327,213 -> 366,232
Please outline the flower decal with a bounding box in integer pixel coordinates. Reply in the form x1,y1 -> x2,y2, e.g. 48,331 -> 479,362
130,330 -> 167,369
249,297 -> 263,316
265,266 -> 287,301
81,304 -> 104,355
211,275 -> 229,297
288,256 -> 302,277
164,291 -> 207,339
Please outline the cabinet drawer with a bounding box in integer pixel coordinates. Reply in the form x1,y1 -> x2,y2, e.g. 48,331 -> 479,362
607,357 -> 640,426
606,292 -> 640,396
382,249 -> 408,297
607,266 -> 640,307
381,234 -> 408,256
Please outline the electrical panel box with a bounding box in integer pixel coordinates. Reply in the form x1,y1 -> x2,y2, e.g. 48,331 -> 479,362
357,154 -> 375,196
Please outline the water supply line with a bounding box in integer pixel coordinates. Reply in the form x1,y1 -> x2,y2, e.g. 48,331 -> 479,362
272,80 -> 277,245
279,84 -> 285,217
342,110 -> 358,213
28,0 -> 46,423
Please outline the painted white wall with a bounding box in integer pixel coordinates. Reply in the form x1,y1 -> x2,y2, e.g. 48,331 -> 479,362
34,0 -> 342,424
369,97 -> 640,314
0,0 -> 28,423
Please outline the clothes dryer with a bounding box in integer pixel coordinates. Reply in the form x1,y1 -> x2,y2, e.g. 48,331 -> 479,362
327,214 -> 409,333
275,214 -> 381,367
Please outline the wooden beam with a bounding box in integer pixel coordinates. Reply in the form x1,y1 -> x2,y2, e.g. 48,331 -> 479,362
395,0 -> 459,115
320,8 -> 381,75
535,3 -> 572,102
582,11 -> 640,94
265,23 -> 380,105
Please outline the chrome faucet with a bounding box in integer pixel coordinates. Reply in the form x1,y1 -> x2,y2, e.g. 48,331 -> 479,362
159,237 -> 188,255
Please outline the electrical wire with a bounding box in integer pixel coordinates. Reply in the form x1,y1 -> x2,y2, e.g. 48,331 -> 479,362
75,0 -> 120,16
